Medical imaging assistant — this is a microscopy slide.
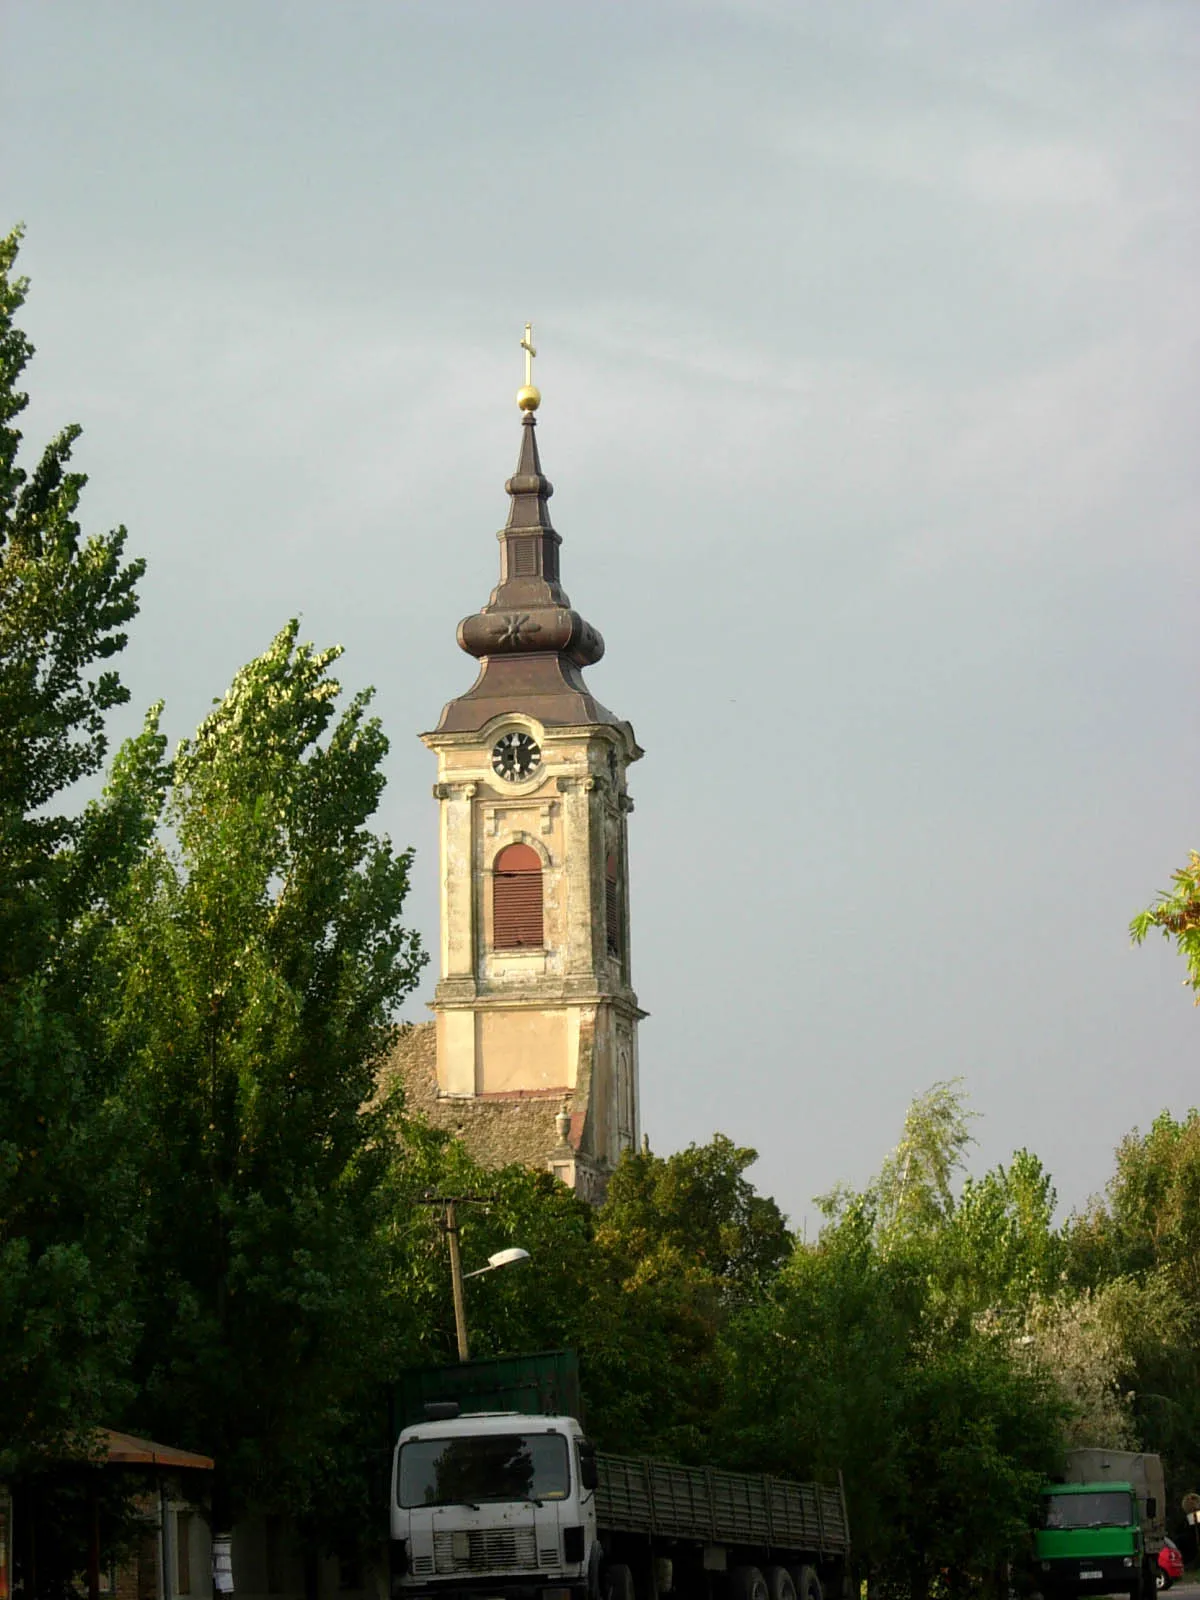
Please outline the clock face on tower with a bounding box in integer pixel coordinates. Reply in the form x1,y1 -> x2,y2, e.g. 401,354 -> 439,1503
492,730 -> 541,783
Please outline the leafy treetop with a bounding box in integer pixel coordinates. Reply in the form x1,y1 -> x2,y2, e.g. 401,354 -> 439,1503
1132,851 -> 1200,1000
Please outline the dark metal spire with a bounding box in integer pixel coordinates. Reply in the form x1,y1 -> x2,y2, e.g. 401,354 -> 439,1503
504,410 -> 555,534
434,409 -> 617,734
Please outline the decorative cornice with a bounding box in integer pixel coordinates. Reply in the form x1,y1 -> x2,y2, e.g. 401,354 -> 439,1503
432,988 -> 645,1019
423,722 -> 644,763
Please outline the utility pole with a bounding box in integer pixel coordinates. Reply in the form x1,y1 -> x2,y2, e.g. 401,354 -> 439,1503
421,1194 -> 497,1365
444,1199 -> 469,1363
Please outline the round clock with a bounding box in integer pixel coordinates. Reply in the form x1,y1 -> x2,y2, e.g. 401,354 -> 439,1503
492,730 -> 541,783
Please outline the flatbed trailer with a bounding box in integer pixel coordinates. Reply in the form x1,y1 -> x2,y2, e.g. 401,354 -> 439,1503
598,1452 -> 849,1560
391,1410 -> 850,1600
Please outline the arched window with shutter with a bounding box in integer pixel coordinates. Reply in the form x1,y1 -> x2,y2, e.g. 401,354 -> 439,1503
605,851 -> 621,956
493,843 -> 544,949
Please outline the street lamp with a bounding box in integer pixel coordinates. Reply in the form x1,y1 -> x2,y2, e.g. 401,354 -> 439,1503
465,1247 -> 532,1279
428,1195 -> 530,1362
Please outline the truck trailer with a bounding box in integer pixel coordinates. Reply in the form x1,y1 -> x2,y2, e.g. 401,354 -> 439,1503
1034,1450 -> 1165,1600
389,1396 -> 849,1600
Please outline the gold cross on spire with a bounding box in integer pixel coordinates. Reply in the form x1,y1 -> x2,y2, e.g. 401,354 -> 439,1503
517,322 -> 541,412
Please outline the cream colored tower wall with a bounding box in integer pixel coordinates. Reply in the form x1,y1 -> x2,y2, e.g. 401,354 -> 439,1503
477,1010 -> 570,1094
423,712 -> 641,1192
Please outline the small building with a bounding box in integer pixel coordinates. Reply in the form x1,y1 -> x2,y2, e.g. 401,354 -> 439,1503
7,1429 -> 212,1600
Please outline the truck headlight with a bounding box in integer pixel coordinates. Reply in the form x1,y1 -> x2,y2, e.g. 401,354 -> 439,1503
1123,1558 -> 1134,1568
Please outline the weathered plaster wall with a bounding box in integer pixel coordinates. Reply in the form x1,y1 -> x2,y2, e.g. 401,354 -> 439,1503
385,1021 -> 565,1171
478,1009 -> 570,1094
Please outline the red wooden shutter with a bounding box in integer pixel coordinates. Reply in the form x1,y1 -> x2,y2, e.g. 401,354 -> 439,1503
605,852 -> 620,955
493,843 -> 543,948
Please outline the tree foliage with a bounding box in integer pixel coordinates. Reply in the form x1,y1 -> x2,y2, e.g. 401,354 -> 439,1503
98,623 -> 425,1526
375,1127 -> 785,1465
586,1137 -> 789,1460
1061,1111 -> 1200,1537
719,1093 -> 1067,1598
1132,851 -> 1200,998
872,1078 -> 977,1242
597,1134 -> 791,1300
0,226 -> 149,1472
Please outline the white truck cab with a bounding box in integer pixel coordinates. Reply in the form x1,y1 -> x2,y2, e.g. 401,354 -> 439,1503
391,1409 -> 599,1600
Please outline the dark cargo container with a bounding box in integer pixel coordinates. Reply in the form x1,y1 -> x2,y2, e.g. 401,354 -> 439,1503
392,1349 -> 583,1431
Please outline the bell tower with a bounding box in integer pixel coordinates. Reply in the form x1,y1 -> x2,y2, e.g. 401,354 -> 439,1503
421,333 -> 643,1202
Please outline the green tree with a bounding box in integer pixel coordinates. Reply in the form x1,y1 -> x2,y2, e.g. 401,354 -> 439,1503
1017,1279 -> 1168,1450
597,1134 -> 791,1300
720,1087 -> 1070,1598
376,1117 -> 601,1375
1082,1110 -> 1200,1281
939,1150 -> 1063,1318
1131,852 -> 1200,998
873,1078 -> 977,1243
0,226 -> 151,1471
99,623 -> 425,1537
582,1137 -> 791,1459
717,1199 -> 922,1572
1062,1113 -> 1200,1534
887,1333 -> 1064,1600
718,1196 -> 1066,1599
376,1127 -> 769,1463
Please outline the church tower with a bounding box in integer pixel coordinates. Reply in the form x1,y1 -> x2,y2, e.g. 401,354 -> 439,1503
418,335 -> 643,1202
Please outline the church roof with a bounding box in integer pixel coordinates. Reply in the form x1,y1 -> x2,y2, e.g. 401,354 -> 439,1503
434,410 -> 623,735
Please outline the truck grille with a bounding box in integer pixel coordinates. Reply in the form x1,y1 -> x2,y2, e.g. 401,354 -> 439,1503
433,1528 -> 538,1573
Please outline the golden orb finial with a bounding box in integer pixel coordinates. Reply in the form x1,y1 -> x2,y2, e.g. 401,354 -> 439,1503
517,322 -> 540,412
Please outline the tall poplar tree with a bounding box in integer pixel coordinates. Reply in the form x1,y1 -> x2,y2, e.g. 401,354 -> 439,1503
0,227 -> 153,1470
101,623 -> 425,1529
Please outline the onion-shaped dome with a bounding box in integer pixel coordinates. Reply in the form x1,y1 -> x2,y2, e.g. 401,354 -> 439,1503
435,411 -> 621,734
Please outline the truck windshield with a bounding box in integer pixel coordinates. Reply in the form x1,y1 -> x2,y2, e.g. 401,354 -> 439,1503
398,1432 -> 571,1509
1042,1492 -> 1134,1530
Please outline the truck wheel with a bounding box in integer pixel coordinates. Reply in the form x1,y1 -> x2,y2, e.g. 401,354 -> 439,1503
730,1568 -> 770,1600
765,1567 -> 797,1600
791,1567 -> 823,1600
588,1545 -> 604,1600
606,1564 -> 637,1600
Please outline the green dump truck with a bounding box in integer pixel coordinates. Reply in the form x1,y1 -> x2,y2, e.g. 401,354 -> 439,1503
1035,1450 -> 1165,1600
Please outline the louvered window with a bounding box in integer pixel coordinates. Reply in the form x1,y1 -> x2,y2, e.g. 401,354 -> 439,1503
493,843 -> 543,949
512,538 -> 538,577
605,852 -> 620,956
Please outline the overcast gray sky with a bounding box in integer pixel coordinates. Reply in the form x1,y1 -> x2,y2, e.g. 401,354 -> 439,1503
4,1 -> 1198,1229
